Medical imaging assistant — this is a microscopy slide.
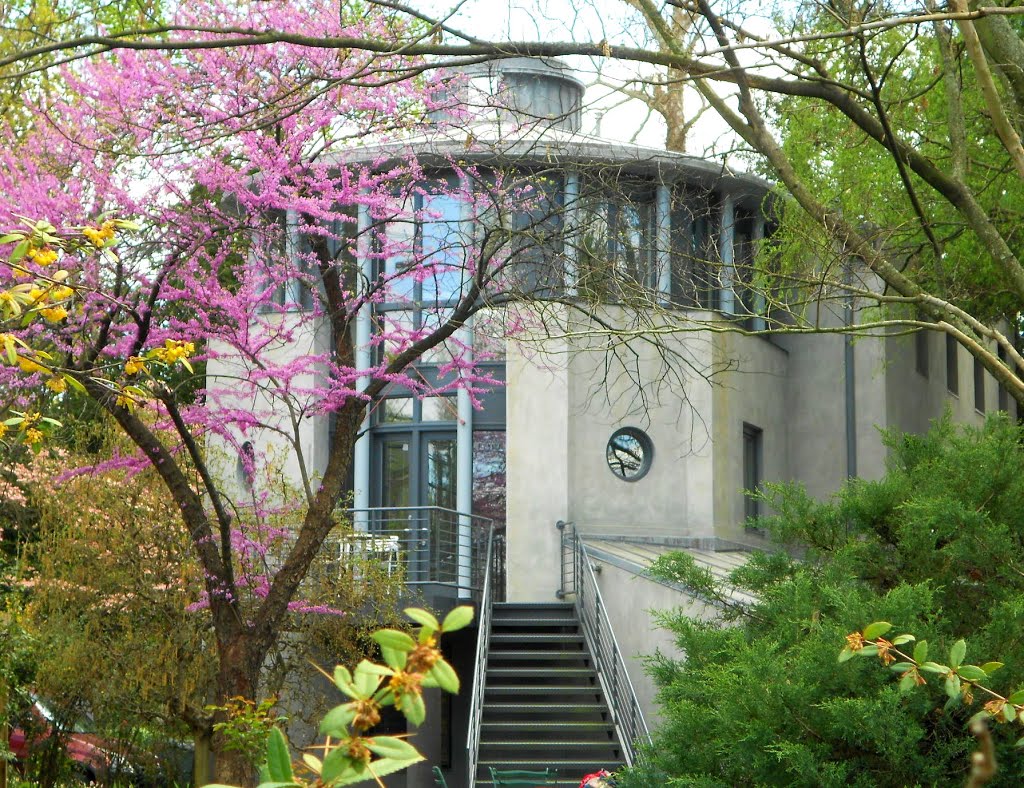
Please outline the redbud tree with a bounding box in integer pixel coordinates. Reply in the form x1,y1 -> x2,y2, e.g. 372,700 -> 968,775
0,1 -> 543,781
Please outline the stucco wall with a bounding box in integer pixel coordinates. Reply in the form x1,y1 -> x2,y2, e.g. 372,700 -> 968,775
505,335 -> 571,602
205,312 -> 333,501
592,560 -> 722,729
709,332 -> 789,543
563,312 -> 718,540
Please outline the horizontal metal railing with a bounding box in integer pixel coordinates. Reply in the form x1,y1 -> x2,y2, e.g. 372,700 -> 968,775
341,506 -> 494,598
558,520 -> 651,766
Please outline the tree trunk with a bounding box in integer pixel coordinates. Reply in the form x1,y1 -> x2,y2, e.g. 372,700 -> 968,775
210,636 -> 264,787
193,729 -> 214,787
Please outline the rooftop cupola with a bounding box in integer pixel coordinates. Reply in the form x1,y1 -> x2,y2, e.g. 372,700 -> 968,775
430,57 -> 585,132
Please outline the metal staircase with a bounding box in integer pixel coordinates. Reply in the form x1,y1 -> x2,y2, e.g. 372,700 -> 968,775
475,602 -> 624,787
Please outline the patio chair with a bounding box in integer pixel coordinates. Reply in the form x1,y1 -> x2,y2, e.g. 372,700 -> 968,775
432,765 -> 450,787
488,767 -> 556,786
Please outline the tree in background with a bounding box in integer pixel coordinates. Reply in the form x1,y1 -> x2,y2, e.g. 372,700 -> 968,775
621,415 -> 1024,787
9,1 -> 1024,404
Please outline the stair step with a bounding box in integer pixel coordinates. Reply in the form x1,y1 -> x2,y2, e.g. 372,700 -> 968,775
488,650 -> 589,660
482,702 -> 609,713
490,633 -> 585,643
481,720 -> 612,729
477,753 -> 622,769
487,666 -> 596,676
486,686 -> 605,697
492,619 -> 581,629
481,739 -> 618,749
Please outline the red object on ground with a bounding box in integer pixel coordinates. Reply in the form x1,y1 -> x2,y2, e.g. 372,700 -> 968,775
579,769 -> 615,788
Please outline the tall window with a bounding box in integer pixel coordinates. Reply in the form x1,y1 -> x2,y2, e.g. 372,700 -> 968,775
946,335 -> 959,395
671,185 -> 717,308
974,357 -> 986,412
576,186 -> 657,296
998,345 -> 1009,412
915,329 -> 929,378
743,423 -> 763,526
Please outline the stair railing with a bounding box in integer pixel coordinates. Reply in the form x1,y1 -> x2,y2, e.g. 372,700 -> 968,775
466,522 -> 499,788
556,520 -> 651,766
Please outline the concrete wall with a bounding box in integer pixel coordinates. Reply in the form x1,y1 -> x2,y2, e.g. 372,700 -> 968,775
709,332 -> 789,543
563,312 -> 718,540
505,334 -> 571,602
592,560 -> 723,728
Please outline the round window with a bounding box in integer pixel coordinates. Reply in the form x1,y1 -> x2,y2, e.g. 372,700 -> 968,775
606,427 -> 654,481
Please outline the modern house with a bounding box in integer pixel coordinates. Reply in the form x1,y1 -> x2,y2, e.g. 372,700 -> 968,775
207,58 -> 1010,788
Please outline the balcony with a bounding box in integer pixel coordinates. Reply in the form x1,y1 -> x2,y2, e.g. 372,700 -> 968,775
342,506 -> 504,609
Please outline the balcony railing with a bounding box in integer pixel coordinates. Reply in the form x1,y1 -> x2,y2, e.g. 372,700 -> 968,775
343,506 -> 501,600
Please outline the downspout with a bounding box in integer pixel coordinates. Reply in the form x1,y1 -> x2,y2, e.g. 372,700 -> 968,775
844,265 -> 857,481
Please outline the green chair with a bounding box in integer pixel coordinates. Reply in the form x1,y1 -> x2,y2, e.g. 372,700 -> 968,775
488,767 -> 556,786
432,766 -> 450,787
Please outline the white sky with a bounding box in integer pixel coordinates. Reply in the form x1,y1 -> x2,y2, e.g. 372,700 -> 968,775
410,0 -> 779,162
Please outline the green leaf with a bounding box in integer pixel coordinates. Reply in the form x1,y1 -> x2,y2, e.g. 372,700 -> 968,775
427,658 -> 460,694
265,728 -> 293,783
1004,704 -> 1017,723
354,660 -> 384,697
920,661 -> 948,674
402,690 -> 426,726
319,703 -> 356,737
302,753 -> 322,774
899,672 -> 917,694
367,735 -> 420,760
333,666 -> 358,698
944,672 -> 961,699
957,665 -> 988,682
10,239 -> 29,263
892,634 -> 915,645
1016,737 -> 1024,749
404,608 -> 440,631
981,662 -> 1004,675
441,605 -> 474,632
949,639 -> 967,670
320,748 -> 366,784
0,233 -> 25,244
889,662 -> 915,673
862,621 -> 892,640
372,629 -> 416,652
969,710 -> 992,726
858,644 -> 879,657
254,782 -> 301,788
838,646 -> 856,663
331,753 -> 425,785
1008,690 -> 1024,705
380,645 -> 408,670
4,335 -> 16,365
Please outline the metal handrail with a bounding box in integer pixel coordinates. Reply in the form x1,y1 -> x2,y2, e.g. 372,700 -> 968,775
343,506 -> 493,596
557,521 -> 651,766
466,523 -> 498,788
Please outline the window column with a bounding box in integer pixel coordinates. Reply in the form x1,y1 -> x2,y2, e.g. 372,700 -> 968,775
656,183 -> 672,304
563,170 -> 580,296
352,197 -> 373,525
750,214 -> 767,330
718,193 -> 736,314
457,174 -> 474,597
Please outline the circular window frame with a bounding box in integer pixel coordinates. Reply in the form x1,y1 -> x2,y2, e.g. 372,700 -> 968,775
605,427 -> 654,482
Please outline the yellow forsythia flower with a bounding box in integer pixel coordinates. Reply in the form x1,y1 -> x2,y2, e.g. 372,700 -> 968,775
27,246 -> 58,266
115,393 -> 136,412
17,357 -> 47,374
40,306 -> 68,322
45,376 -> 66,393
0,423 -> 7,439
49,285 -> 74,301
23,428 -> 43,446
124,356 -> 147,375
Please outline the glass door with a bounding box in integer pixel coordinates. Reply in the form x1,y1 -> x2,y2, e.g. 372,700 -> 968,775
375,431 -> 457,582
